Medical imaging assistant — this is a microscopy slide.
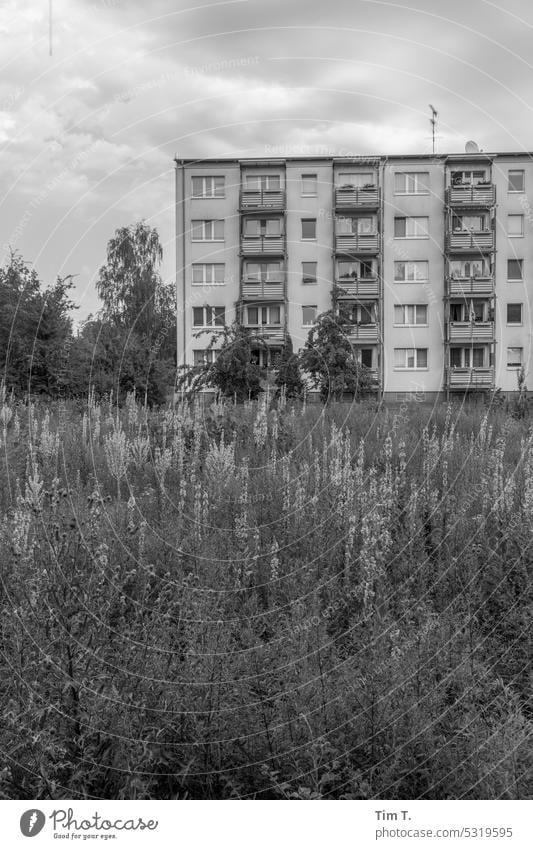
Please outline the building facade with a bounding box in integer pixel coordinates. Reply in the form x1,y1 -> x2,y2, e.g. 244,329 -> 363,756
175,152 -> 533,399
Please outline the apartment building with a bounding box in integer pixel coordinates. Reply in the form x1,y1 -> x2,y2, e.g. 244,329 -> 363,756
175,151 -> 533,399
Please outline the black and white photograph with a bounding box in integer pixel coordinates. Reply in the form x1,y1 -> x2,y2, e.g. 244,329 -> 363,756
0,0 -> 531,843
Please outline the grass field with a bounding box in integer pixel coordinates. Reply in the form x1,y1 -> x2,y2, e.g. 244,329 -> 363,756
0,392 -> 531,799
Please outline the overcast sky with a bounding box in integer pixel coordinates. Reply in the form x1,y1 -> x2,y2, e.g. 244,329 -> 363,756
1,0 -> 533,320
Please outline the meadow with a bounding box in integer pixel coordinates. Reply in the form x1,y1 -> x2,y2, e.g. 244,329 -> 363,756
0,390 -> 531,799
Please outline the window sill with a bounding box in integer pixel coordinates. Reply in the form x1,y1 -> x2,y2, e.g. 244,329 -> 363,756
393,324 -> 429,328
507,279 -> 523,283
191,196 -> 225,200
507,323 -> 523,326
394,367 -> 429,372
192,282 -> 226,286
394,192 -> 429,196
191,239 -> 225,243
394,236 -> 429,240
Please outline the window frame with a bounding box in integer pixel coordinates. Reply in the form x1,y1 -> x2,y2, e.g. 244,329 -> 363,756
507,258 -> 524,281
302,305 -> 317,326
506,303 -> 523,325
394,172 -> 430,195
393,304 -> 428,327
506,347 -> 523,368
301,218 -> 317,240
394,260 -> 429,282
507,214 -> 524,237
302,261 -> 318,284
191,219 -> 224,242
394,216 -> 429,239
301,173 -> 318,196
191,263 -> 225,286
393,348 -> 429,370
192,305 -> 226,328
508,170 -> 525,193
191,175 -> 225,198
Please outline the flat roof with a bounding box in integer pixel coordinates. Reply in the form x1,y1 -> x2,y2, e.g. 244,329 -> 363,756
175,151 -> 533,165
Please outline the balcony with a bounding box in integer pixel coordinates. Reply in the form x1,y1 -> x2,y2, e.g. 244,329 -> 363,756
335,233 -> 380,255
241,275 -> 285,301
336,276 -> 380,298
448,321 -> 494,342
240,190 -> 285,211
247,325 -> 285,345
446,184 -> 496,208
335,185 -> 380,210
241,235 -> 285,256
446,231 -> 494,252
447,367 -> 494,389
447,275 -> 494,297
344,323 -> 380,343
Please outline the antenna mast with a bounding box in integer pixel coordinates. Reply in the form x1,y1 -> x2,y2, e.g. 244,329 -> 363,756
429,104 -> 438,154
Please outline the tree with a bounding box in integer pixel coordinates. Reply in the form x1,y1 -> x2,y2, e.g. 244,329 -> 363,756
275,333 -> 304,399
178,323 -> 265,402
299,298 -> 373,402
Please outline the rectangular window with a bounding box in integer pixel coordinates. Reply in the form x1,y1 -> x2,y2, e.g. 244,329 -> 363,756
394,260 -> 429,282
301,219 -> 317,239
449,258 -> 490,278
507,303 -> 523,324
394,217 -> 428,238
508,259 -> 523,280
243,261 -> 281,281
507,347 -> 523,367
337,259 -> 376,279
451,170 -> 488,186
193,349 -> 217,366
243,218 -> 282,236
508,214 -> 524,236
302,261 -> 317,284
394,305 -> 428,325
337,172 -> 375,187
191,220 -> 224,241
394,348 -> 428,369
301,174 -> 317,195
302,305 -> 317,326
192,263 -> 225,285
245,174 -> 281,191
452,214 -> 488,231
192,306 -> 225,327
450,348 -> 485,368
245,305 -> 281,326
394,172 -> 429,194
360,348 -> 373,368
508,170 -> 525,192
191,176 -> 225,198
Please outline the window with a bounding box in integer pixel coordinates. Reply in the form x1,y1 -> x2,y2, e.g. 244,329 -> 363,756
250,347 -> 282,369
337,216 -> 377,235
191,176 -> 225,198
394,261 -> 429,282
245,174 -> 281,191
243,261 -> 281,282
507,347 -> 523,367
301,219 -> 317,239
359,348 -> 373,368
346,304 -> 375,325
302,262 -> 317,284
193,349 -> 217,366
451,170 -> 488,186
507,303 -> 523,324
302,305 -> 317,326
192,264 -> 225,285
508,170 -> 525,192
394,305 -> 428,325
245,305 -> 281,326
508,214 -> 524,237
243,218 -> 282,236
508,259 -> 523,280
337,172 -> 375,187
337,259 -> 375,279
191,220 -> 224,241
452,213 -> 488,232
394,217 -> 428,238
301,174 -> 317,195
394,172 -> 429,194
449,301 -> 486,323
192,306 -> 225,327
394,348 -> 428,369
449,258 -> 490,278
450,348 -> 485,368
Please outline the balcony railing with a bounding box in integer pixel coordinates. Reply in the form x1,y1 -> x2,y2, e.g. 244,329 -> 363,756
241,235 -> 285,255
344,323 -> 380,342
446,184 -> 496,207
336,276 -> 380,298
335,186 -> 380,209
447,275 -> 494,296
247,326 -> 285,345
448,321 -> 494,342
446,231 -> 494,252
335,233 -> 380,254
241,276 -> 285,301
447,367 -> 494,389
240,190 -> 285,210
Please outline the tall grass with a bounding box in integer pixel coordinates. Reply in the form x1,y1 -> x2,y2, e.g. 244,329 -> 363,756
0,391 -> 531,799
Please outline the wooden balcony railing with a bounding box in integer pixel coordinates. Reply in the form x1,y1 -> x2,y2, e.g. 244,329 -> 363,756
241,276 -> 285,300
448,321 -> 494,342
446,231 -> 494,251
241,235 -> 285,255
344,323 -> 380,342
447,275 -> 494,296
247,326 -> 285,345
447,367 -> 494,388
447,184 -> 496,207
335,233 -> 380,254
336,276 -> 380,298
240,190 -> 285,210
335,186 -> 380,209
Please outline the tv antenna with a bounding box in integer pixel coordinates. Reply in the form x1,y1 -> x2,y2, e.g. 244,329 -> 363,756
429,105 -> 438,154
49,0 -> 53,55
